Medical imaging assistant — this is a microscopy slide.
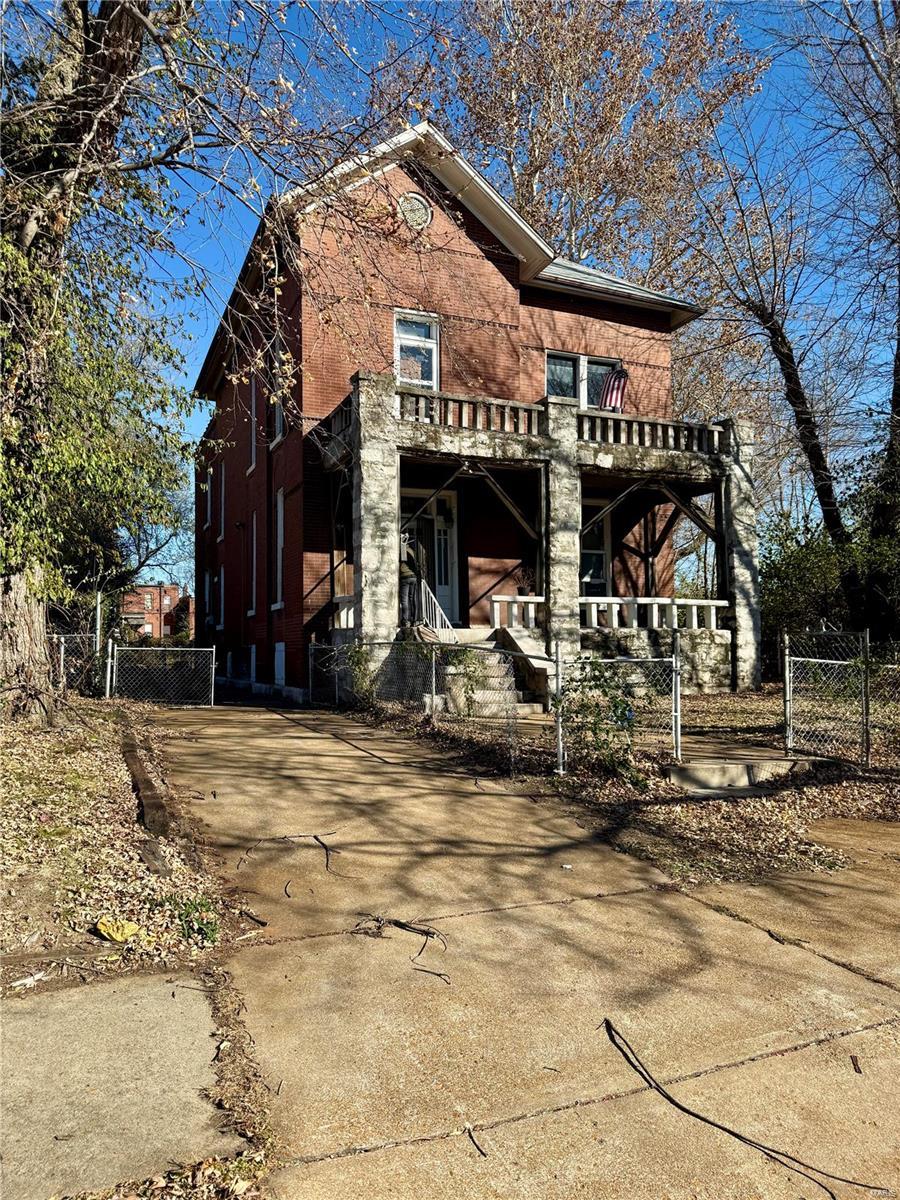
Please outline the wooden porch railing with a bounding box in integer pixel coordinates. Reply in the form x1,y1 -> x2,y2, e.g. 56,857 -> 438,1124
580,596 -> 729,631
398,389 -> 546,437
577,410 -> 726,454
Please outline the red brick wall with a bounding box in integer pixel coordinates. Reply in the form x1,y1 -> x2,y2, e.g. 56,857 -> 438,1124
121,583 -> 184,639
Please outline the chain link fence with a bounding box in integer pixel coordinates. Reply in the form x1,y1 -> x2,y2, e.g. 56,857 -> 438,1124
310,637 -> 681,775
310,638 -> 522,764
310,639 -> 521,768
784,631 -> 899,765
111,646 -> 216,706
50,633 -> 102,694
869,641 -> 900,765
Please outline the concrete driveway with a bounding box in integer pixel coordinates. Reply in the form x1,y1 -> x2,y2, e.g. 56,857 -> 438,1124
153,706 -> 900,1199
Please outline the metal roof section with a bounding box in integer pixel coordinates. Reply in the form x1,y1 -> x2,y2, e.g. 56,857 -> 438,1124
531,258 -> 705,329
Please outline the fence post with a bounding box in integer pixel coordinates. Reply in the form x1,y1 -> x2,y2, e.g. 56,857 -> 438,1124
111,642 -> 119,698
554,639 -> 565,775
104,639 -> 113,698
95,590 -> 102,655
210,648 -> 216,707
58,636 -> 66,691
430,645 -> 437,717
862,628 -> 871,767
308,643 -> 314,707
672,630 -> 682,762
783,631 -> 793,752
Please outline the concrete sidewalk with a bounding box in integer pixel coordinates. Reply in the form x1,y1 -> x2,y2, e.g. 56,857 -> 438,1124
154,706 -> 900,1199
1,973 -> 242,1200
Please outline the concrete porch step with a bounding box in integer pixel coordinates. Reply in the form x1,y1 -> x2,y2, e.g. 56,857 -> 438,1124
666,758 -> 804,791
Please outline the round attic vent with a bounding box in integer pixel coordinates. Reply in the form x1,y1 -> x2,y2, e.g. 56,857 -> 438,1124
398,192 -> 432,231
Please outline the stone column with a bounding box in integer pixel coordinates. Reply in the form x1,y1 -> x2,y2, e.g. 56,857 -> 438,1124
352,371 -> 400,644
545,397 -> 582,658
721,417 -> 761,689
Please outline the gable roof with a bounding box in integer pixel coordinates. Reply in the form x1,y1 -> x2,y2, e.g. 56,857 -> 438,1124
196,122 -> 703,395
285,120 -> 556,282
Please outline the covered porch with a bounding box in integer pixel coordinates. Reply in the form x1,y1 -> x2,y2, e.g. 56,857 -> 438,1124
321,371 -> 759,692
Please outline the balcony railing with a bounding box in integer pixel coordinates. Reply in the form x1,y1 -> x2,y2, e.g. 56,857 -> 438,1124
577,411 -> 725,455
398,388 -> 546,437
580,596 -> 729,631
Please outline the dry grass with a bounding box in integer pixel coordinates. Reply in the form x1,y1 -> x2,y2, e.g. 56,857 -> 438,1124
0,698 -> 234,994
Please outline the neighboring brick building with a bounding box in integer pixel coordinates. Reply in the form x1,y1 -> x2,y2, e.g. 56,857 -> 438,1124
195,123 -> 759,700
121,583 -> 194,640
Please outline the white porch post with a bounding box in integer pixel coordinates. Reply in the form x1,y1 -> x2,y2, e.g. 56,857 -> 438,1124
352,371 -> 400,644
545,397 -> 582,658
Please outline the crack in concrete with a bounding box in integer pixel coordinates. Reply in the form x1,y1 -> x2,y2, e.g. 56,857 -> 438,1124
226,884 -> 664,954
274,1015 -> 900,1171
680,890 -> 900,995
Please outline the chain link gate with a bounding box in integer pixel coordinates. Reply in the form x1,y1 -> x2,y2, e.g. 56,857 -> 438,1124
553,640 -> 681,774
50,633 -> 101,694
110,646 -> 216,706
784,631 -> 900,765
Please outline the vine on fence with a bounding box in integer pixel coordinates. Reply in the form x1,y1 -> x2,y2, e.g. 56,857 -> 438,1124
554,656 -> 643,782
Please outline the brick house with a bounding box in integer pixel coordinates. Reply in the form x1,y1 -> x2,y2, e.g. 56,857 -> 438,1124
121,583 -> 194,640
195,122 -> 759,701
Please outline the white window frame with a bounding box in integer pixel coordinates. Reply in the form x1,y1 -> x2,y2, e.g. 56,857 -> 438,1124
217,462 -> 225,542
269,330 -> 286,448
580,503 -> 613,595
394,310 -> 440,391
247,376 -> 257,474
217,565 -> 225,629
204,467 -> 212,529
247,510 -> 257,616
272,396 -> 285,444
545,351 -> 620,408
271,488 -> 284,610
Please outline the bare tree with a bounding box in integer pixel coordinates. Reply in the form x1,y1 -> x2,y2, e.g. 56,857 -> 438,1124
0,0 -> 442,717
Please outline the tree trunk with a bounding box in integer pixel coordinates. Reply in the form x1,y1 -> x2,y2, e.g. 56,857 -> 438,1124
0,570 -> 55,723
746,300 -> 868,618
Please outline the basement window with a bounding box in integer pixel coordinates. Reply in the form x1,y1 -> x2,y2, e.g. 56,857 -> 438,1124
395,311 -> 439,390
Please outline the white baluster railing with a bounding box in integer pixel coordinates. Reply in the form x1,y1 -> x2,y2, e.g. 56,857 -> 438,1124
579,597 -> 729,631
489,594 -> 546,629
333,595 -> 355,630
419,580 -> 458,642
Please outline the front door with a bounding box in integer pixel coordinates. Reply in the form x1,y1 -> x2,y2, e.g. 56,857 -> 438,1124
400,491 -> 458,623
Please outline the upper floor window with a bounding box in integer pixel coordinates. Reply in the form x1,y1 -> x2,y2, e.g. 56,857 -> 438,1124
249,375 -> 258,470
144,593 -> 153,610
546,352 -> 620,407
218,462 -> 225,541
267,330 -> 286,444
395,311 -> 439,391
204,466 -> 212,528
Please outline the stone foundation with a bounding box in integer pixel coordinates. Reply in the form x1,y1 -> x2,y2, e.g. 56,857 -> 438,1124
580,628 -> 732,693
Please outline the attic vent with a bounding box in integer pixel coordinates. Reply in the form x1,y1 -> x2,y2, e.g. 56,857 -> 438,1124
398,192 -> 432,231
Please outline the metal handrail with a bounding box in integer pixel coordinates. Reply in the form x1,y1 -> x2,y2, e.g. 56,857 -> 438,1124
419,580 -> 458,642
